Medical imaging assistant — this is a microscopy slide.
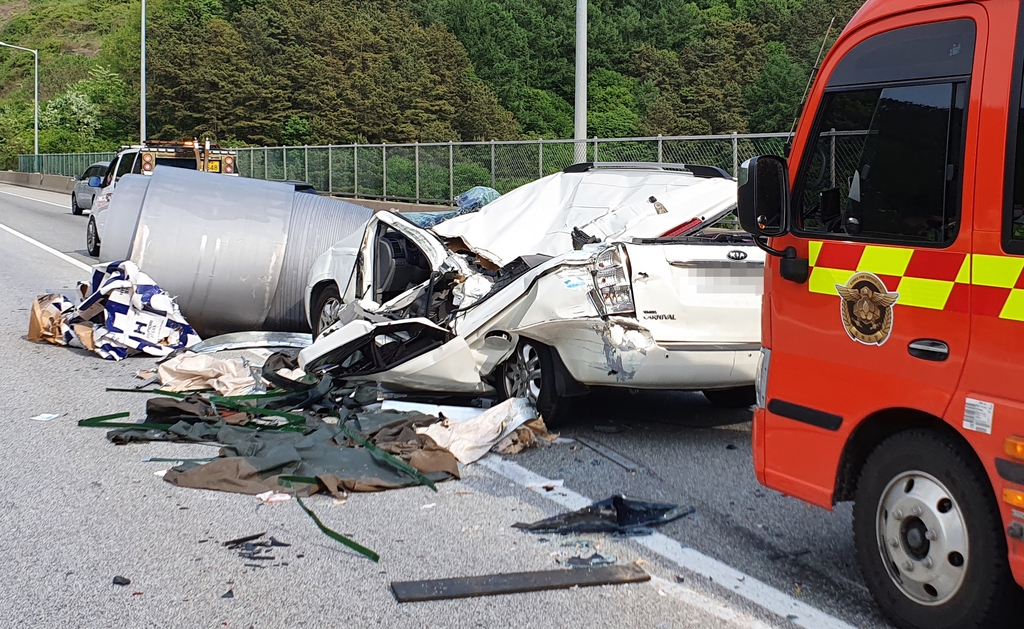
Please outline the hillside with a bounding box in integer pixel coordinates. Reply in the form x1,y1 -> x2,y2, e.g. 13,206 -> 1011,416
0,0 -> 865,168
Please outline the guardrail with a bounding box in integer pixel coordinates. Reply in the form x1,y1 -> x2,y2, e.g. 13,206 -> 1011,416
20,133 -> 791,204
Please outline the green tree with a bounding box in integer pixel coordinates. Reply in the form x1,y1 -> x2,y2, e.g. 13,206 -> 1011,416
745,42 -> 805,132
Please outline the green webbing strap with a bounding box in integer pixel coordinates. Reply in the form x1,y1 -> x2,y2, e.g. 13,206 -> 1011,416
337,423 -> 437,492
77,411 -> 174,430
295,495 -> 379,562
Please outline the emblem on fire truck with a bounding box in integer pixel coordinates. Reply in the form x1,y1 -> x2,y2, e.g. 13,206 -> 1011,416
835,272 -> 899,346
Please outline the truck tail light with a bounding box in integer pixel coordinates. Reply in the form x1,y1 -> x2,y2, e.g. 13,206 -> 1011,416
591,246 -> 634,315
1006,436 -> 1024,462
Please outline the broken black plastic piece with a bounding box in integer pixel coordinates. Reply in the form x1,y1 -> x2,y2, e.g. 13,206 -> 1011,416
269,537 -> 291,547
112,576 -> 131,586
221,589 -> 234,599
512,495 -> 695,535
223,532 -> 266,547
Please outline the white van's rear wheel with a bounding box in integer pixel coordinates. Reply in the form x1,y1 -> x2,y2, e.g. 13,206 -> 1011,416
500,339 -> 573,426
854,430 -> 1022,629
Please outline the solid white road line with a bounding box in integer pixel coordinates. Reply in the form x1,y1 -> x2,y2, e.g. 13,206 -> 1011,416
0,187 -> 70,208
479,455 -> 858,629
0,221 -> 93,273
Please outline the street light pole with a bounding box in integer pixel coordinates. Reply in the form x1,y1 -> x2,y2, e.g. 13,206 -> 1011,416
573,0 -> 587,164
140,0 -> 146,142
0,41 -> 39,168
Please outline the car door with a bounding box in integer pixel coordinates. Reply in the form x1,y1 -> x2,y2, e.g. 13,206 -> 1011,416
762,14 -> 979,500
354,212 -> 451,311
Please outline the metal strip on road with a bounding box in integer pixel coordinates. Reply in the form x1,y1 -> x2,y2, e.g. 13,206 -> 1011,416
479,455 -> 858,629
0,221 -> 93,273
0,187 -> 69,209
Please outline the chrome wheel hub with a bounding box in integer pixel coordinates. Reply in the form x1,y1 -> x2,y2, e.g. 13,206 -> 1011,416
876,471 -> 968,605
504,343 -> 542,402
317,297 -> 343,335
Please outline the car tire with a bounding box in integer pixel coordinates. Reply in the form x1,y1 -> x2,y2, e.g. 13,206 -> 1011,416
853,429 -> 1023,629
86,216 -> 101,257
71,193 -> 83,216
313,284 -> 344,337
501,339 -> 574,427
702,386 -> 756,408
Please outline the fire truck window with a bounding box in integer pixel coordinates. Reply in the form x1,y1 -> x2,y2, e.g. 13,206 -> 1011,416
795,82 -> 965,245
1010,82 -> 1024,244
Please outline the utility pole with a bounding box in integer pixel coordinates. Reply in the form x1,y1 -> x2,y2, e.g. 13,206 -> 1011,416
140,0 -> 146,142
573,0 -> 587,164
0,42 -> 38,166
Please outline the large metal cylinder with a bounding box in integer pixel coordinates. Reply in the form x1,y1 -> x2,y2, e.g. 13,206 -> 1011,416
108,167 -> 372,336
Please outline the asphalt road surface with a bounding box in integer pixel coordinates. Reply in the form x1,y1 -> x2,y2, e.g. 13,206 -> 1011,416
0,182 -> 892,628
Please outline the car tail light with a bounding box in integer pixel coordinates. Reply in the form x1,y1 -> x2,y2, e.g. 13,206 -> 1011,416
591,245 -> 634,315
660,217 -> 702,238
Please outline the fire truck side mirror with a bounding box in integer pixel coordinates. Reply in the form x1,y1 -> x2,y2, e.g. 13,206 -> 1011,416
738,155 -> 790,238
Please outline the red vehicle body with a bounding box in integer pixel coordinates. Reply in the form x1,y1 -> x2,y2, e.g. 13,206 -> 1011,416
738,0 -> 1024,627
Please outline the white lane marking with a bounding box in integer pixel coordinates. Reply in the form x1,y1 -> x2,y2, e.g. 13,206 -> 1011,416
650,577 -> 776,629
0,187 -> 70,208
479,455 -> 858,629
0,221 -> 93,272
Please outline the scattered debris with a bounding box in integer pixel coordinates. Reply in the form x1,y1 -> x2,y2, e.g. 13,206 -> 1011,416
675,574 -> 685,583
190,331 -> 312,354
112,576 -> 131,586
157,352 -> 267,397
391,563 -> 650,602
526,480 -> 564,492
416,398 -> 539,464
256,490 -> 291,504
223,533 -> 267,548
30,413 -> 60,422
575,438 -> 644,473
513,495 -> 695,536
421,503 -> 437,509
269,537 -> 290,547
566,553 -> 617,568
28,261 -> 200,360
726,444 -> 738,450
592,425 -> 621,434
221,589 -> 234,599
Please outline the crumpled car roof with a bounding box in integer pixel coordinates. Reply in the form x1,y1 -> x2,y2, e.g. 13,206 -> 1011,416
430,167 -> 737,267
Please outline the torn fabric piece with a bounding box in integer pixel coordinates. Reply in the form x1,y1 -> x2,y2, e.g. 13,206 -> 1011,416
157,352 -> 262,397
109,409 -> 460,495
416,398 -> 538,464
493,418 -> 558,455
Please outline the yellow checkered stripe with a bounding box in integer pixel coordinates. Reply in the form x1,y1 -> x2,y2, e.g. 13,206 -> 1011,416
805,242 -> 1024,320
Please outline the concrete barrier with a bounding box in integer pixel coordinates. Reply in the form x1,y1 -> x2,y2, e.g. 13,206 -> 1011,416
0,171 -> 77,194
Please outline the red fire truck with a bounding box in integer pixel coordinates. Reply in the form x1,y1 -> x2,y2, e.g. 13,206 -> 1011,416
737,0 -> 1024,627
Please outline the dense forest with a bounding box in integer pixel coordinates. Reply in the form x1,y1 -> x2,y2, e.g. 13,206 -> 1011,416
0,0 -> 864,168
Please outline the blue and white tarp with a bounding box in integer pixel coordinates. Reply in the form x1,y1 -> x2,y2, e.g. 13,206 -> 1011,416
28,261 -> 201,361
73,261 -> 201,360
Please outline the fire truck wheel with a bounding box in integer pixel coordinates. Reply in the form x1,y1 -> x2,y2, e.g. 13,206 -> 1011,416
702,386 -> 756,408
853,429 -> 1023,629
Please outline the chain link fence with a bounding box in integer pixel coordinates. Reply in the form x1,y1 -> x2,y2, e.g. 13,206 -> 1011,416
20,133 -> 789,204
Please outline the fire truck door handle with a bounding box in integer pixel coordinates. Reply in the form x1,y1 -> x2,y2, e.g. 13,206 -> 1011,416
908,339 -> 948,361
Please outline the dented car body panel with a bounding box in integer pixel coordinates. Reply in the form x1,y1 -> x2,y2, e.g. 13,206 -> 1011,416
300,164 -> 764,395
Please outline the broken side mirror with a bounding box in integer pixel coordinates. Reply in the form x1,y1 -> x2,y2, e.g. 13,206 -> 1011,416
737,155 -> 790,238
88,176 -> 102,187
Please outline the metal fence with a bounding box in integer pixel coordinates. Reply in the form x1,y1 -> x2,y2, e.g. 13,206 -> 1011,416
20,133 -> 790,204
18,152 -> 118,178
